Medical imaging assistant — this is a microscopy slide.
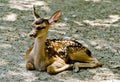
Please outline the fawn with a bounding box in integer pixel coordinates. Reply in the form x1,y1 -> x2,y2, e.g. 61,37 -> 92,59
25,6 -> 102,74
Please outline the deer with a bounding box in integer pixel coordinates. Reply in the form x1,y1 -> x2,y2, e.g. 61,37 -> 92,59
25,6 -> 102,74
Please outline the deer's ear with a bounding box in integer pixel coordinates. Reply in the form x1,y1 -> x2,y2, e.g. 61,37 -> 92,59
49,10 -> 61,24
33,5 -> 40,20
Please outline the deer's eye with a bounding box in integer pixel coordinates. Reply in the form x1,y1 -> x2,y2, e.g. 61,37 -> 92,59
36,26 -> 46,30
41,26 -> 46,29
36,26 -> 41,30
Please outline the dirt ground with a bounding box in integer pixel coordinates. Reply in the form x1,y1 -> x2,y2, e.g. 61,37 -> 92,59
0,0 -> 120,82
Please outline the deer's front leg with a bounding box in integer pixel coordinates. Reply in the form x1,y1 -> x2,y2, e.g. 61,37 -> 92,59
47,60 -> 73,74
25,43 -> 35,70
26,62 -> 35,70
26,56 -> 35,70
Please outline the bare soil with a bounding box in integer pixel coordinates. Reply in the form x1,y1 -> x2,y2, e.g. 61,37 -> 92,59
0,0 -> 120,82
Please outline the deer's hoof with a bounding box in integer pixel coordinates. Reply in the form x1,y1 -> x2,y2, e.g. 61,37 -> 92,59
73,67 -> 79,73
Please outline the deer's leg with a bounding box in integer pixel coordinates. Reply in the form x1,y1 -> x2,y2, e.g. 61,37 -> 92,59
73,58 -> 102,72
69,50 -> 102,72
26,56 -> 35,70
25,43 -> 35,70
26,62 -> 35,70
47,60 -> 72,74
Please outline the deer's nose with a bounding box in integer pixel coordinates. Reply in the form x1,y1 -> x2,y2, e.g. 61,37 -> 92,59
29,33 -> 37,38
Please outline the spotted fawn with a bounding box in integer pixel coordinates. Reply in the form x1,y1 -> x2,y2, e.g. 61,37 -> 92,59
25,6 -> 102,74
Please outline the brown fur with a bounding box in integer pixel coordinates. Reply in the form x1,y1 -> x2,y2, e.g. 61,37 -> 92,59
25,6 -> 102,74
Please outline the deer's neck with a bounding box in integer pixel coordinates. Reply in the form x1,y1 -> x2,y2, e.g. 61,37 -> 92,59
34,36 -> 46,56
33,35 -> 47,71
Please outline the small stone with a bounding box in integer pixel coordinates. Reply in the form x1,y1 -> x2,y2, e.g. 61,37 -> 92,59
72,14 -> 77,18
64,17 -> 68,21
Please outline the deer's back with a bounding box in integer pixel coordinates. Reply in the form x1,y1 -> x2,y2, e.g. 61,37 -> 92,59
45,39 -> 92,60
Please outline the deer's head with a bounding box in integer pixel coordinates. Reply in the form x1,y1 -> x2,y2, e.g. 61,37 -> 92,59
29,6 -> 61,38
